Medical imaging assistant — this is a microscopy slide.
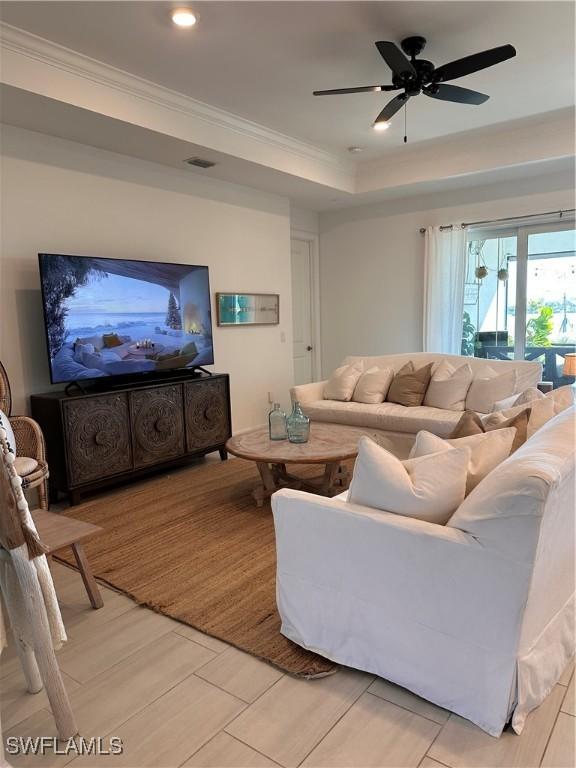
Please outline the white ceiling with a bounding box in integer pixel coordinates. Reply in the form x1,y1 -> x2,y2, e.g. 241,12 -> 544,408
1,1 -> 574,159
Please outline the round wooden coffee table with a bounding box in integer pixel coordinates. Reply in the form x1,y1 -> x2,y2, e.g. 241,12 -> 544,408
226,423 -> 368,507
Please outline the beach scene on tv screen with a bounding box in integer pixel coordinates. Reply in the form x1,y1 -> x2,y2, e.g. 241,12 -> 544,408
40,255 -> 213,383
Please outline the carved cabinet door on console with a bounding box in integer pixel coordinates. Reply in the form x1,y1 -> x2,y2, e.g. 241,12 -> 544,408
184,377 -> 230,453
130,385 -> 185,467
62,392 -> 133,486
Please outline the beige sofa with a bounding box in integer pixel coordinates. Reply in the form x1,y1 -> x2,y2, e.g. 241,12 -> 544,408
291,352 -> 542,458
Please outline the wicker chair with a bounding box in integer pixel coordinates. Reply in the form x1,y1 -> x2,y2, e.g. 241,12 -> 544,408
0,361 -> 49,510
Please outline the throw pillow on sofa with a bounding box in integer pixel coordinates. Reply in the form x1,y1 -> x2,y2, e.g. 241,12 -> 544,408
545,385 -> 575,414
491,393 -> 520,412
485,398 -> 555,440
324,363 -> 364,401
348,436 -> 470,524
513,387 -> 545,407
450,408 -> 531,453
491,386 -> 572,429
387,361 -> 434,407
352,366 -> 394,404
409,428 -> 516,494
492,387 -> 544,412
465,367 -> 517,414
423,360 -> 473,411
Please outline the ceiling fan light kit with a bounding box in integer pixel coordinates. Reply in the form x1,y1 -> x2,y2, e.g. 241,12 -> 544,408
314,36 -> 516,140
171,8 -> 197,27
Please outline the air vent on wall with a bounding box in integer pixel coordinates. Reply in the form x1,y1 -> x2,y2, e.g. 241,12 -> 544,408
185,157 -> 216,169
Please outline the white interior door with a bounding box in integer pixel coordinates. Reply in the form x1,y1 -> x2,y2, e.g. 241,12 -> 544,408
291,238 -> 314,385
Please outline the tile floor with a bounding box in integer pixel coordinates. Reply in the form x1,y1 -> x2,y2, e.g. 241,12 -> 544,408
1,561 -> 574,768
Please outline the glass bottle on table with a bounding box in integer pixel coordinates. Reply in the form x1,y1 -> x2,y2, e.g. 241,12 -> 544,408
268,403 -> 287,441
287,401 -> 310,444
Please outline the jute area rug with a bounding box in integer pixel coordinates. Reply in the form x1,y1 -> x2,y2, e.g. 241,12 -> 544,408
56,457 -> 339,678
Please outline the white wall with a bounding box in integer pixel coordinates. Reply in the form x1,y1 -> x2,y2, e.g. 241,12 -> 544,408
319,173 -> 575,375
0,126 -> 294,429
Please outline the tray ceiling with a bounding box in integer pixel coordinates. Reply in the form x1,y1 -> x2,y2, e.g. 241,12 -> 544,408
1,1 -> 574,159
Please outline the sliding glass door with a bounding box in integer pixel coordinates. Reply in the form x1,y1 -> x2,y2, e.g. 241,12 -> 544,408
462,221 -> 576,387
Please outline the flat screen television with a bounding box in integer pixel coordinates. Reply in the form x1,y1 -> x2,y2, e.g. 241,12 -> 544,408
38,254 -> 214,384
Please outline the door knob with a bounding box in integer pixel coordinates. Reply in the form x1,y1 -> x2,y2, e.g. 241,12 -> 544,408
306,345 -> 313,351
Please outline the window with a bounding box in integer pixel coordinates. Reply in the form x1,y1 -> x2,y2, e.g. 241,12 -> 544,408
462,222 -> 576,387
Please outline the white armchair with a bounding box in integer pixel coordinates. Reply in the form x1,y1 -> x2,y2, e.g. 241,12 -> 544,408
272,407 -> 575,737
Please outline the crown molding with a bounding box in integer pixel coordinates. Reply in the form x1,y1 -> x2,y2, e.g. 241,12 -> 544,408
0,22 -> 354,178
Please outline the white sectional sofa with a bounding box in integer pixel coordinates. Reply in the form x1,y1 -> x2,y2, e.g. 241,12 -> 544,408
291,352 -> 543,457
272,406 -> 575,737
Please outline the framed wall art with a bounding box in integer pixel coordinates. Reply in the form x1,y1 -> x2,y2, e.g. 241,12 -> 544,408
216,293 -> 280,326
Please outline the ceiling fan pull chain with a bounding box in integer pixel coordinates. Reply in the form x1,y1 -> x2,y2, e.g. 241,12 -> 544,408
404,102 -> 408,143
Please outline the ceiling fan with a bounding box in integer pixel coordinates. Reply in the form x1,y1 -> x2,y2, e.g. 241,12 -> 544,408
313,36 -> 516,131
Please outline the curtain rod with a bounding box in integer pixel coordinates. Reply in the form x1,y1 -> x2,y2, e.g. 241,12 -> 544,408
418,208 -> 576,234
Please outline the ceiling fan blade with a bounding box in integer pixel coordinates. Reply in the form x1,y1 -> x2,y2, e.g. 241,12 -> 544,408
313,85 -> 396,96
424,84 -> 489,104
433,44 -> 516,83
374,94 -> 409,125
375,41 -> 416,79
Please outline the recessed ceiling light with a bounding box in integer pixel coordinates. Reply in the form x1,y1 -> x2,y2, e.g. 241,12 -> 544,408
171,9 -> 196,27
347,146 -> 364,154
373,121 -> 390,132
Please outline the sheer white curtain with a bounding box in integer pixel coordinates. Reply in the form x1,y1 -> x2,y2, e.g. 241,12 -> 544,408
423,225 -> 467,354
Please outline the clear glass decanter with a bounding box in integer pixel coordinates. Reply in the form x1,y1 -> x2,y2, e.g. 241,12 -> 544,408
268,403 -> 288,440
286,400 -> 310,444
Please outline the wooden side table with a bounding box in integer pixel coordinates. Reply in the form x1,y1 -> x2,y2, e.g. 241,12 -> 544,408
32,510 -> 104,609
